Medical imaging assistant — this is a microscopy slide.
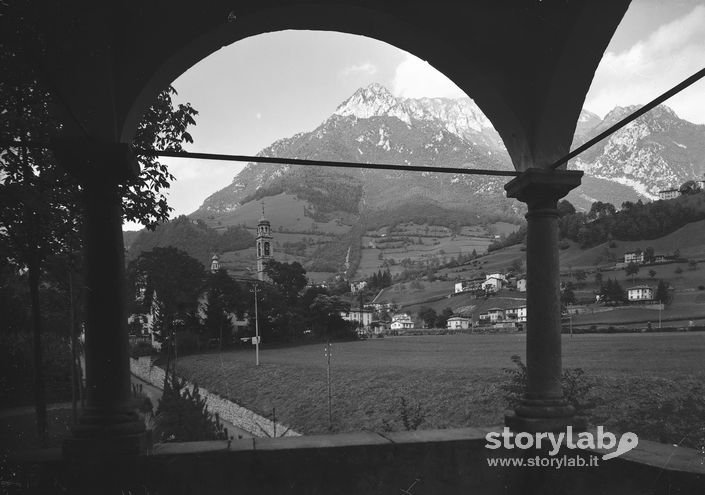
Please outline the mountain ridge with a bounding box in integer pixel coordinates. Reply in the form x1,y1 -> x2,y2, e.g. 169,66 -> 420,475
182,84 -> 705,278
195,83 -> 704,220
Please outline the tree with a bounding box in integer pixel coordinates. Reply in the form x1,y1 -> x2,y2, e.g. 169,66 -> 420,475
154,376 -> 227,443
264,260 -> 308,305
1,35 -> 197,445
435,307 -> 454,329
655,280 -> 672,306
600,279 -> 627,305
418,307 -> 438,328
648,269 -> 657,279
644,246 -> 655,263
557,200 -> 576,217
561,286 -> 577,310
679,180 -> 701,195
625,262 -> 640,282
202,269 -> 244,348
588,201 -> 616,220
128,247 -> 205,377
309,294 -> 352,340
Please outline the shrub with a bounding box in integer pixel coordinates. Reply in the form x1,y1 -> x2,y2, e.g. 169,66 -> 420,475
698,285 -> 705,291
381,396 -> 426,432
501,355 -> 596,415
154,377 -> 228,442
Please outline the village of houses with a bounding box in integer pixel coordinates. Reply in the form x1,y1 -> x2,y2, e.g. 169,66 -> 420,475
344,247 -> 674,339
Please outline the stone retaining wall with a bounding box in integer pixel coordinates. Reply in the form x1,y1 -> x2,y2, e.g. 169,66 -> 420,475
130,356 -> 299,438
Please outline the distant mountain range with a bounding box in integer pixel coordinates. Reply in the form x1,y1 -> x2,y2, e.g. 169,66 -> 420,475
193,83 -> 518,223
194,83 -> 705,225
129,83 -> 703,278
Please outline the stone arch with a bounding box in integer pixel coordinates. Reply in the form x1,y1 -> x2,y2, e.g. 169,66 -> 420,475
112,2 -> 629,172
116,3 -> 516,158
20,1 -> 630,172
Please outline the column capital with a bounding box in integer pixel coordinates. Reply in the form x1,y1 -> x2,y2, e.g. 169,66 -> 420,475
51,137 -> 139,186
504,168 -> 583,209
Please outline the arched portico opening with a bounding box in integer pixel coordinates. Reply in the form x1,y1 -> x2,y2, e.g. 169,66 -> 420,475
5,0 -> 633,462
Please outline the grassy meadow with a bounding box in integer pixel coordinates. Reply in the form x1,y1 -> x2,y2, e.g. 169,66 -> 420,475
176,332 -> 705,445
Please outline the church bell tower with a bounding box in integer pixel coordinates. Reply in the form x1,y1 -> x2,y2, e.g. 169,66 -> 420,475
256,202 -> 273,281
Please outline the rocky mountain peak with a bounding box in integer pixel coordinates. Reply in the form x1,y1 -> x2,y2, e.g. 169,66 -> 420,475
333,83 -> 498,147
334,83 -> 402,120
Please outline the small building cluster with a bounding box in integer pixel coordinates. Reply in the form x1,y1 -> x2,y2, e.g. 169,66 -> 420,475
390,313 -> 414,331
622,251 -> 667,265
627,285 -> 655,302
658,179 -> 705,200
477,305 -> 527,329
454,273 -> 525,295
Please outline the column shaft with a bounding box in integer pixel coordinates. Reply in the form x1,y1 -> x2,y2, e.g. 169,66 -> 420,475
82,181 -> 132,410
53,139 -> 147,457
524,206 -> 563,399
504,168 -> 583,432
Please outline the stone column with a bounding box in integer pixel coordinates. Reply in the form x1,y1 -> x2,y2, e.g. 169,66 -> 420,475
53,139 -> 148,457
504,168 -> 583,432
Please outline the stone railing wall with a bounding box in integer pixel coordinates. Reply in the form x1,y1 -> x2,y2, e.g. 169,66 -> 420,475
130,356 -> 299,438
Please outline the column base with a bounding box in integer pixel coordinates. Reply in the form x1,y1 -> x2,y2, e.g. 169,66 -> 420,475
504,398 -> 587,433
63,407 -> 151,458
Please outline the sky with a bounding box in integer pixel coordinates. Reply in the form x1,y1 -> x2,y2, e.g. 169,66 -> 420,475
124,0 -> 705,230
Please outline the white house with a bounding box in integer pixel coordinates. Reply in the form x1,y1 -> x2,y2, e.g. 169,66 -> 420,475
505,306 -> 527,323
628,285 -> 654,302
624,251 -> 645,264
482,276 -> 505,293
390,313 -> 414,330
340,308 -> 373,329
350,280 -> 368,294
480,308 -> 506,322
516,278 -> 527,292
658,188 -> 680,200
446,316 -> 472,330
454,279 -> 484,294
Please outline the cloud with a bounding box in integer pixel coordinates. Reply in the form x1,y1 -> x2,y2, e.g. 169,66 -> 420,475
586,5 -> 705,124
340,62 -> 378,77
391,54 -> 466,98
256,112 -> 262,120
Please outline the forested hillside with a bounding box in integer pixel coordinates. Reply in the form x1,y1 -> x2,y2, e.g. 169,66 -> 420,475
126,216 -> 254,266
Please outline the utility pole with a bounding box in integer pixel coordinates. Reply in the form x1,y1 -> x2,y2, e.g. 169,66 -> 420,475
252,283 -> 260,366
325,341 -> 332,429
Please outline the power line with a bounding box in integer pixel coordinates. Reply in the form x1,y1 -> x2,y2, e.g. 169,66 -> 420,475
153,150 -> 520,177
6,65 -> 704,177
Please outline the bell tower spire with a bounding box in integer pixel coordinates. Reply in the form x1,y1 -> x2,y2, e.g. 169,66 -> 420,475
256,200 -> 273,281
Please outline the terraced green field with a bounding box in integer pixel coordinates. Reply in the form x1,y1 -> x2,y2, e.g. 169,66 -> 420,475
177,332 -> 705,446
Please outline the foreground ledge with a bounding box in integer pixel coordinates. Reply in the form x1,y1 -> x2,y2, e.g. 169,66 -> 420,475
11,427 -> 705,494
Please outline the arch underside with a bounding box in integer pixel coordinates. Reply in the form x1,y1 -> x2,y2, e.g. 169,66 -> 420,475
14,0 -> 630,172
